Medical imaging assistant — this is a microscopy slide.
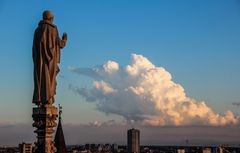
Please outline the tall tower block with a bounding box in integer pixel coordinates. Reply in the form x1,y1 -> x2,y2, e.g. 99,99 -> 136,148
127,128 -> 140,153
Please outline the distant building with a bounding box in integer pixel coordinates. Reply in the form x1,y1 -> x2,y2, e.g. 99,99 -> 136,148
112,143 -> 118,151
127,128 -> 140,153
202,148 -> 211,153
177,149 -> 185,153
19,142 -> 32,153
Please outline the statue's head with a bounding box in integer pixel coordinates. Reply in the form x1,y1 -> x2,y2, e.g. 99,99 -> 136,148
42,10 -> 54,22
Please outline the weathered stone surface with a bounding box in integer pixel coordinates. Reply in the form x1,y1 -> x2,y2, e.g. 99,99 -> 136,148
32,10 -> 67,153
32,105 -> 58,153
32,10 -> 67,105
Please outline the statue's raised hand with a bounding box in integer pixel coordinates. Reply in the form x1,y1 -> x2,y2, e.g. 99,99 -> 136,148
62,32 -> 67,41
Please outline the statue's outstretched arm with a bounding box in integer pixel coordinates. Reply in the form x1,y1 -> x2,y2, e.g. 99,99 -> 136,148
59,32 -> 67,48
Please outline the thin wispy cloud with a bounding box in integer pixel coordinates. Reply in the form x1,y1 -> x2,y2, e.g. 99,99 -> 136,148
0,122 -> 15,128
232,102 -> 240,107
1,123 -> 240,146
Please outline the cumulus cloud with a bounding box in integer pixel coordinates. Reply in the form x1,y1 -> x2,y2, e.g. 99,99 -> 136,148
69,54 -> 239,126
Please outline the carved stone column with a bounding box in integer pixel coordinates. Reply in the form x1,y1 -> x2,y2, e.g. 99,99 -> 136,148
32,105 -> 58,153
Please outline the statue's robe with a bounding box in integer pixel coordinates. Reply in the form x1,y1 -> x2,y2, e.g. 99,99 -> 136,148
32,20 -> 66,104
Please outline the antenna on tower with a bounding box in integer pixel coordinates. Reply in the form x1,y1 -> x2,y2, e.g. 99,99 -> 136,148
58,104 -> 62,121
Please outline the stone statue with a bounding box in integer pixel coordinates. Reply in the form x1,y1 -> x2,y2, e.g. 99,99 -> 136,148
32,10 -> 67,105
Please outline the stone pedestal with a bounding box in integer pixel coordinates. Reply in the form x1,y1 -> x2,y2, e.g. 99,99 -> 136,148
32,105 -> 58,153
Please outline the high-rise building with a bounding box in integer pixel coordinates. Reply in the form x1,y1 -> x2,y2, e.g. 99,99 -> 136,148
127,128 -> 140,153
19,142 -> 32,153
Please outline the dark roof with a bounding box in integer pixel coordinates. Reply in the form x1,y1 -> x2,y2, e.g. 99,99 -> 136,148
54,118 -> 67,153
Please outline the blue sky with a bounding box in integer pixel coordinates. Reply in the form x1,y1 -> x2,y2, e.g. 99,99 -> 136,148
0,0 -> 240,144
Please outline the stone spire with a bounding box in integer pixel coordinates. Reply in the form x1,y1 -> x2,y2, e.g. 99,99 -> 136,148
54,104 -> 67,153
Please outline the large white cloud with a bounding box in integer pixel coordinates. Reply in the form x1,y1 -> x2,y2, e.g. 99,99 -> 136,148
69,54 -> 239,126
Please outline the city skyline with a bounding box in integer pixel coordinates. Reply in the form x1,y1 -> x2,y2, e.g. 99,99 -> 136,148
0,0 -> 240,145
